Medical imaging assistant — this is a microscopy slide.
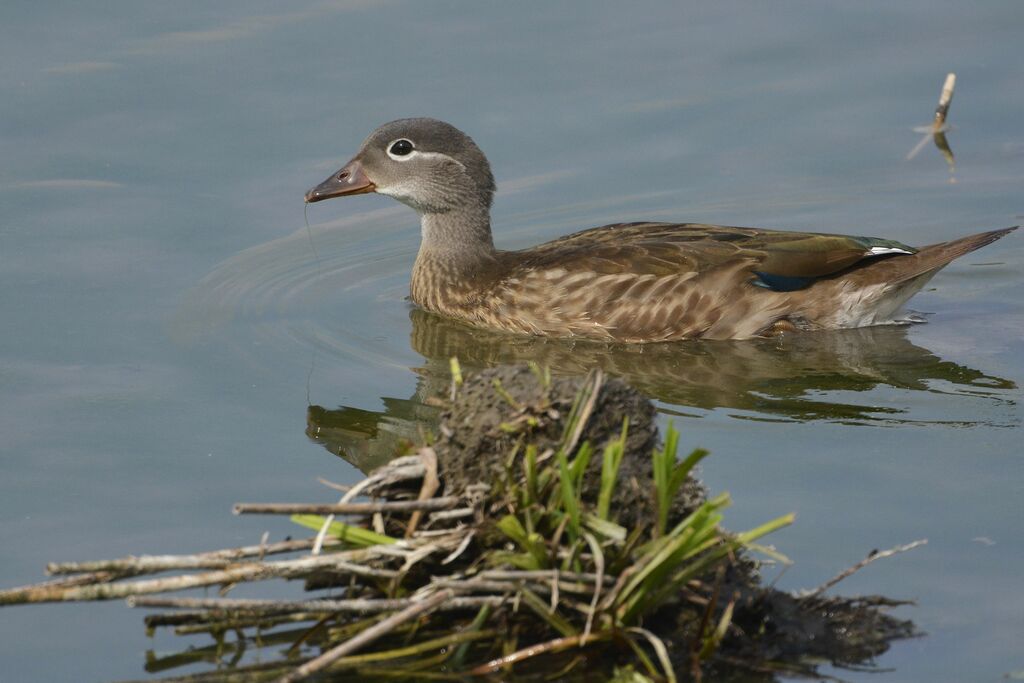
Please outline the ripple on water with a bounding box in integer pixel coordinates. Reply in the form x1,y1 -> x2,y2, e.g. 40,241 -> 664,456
171,206 -> 420,371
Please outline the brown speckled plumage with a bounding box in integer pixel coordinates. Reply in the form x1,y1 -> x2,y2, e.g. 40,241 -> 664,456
306,118 -> 1015,342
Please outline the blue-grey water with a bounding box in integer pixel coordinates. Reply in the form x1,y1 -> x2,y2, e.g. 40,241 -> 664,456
2,2 -> 1022,681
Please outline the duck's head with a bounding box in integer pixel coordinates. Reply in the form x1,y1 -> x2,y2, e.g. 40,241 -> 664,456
305,118 -> 496,215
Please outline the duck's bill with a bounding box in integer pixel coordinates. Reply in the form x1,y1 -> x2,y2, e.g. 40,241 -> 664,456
304,160 -> 376,203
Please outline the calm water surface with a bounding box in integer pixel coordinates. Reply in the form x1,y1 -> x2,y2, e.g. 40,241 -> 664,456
2,2 -> 1022,681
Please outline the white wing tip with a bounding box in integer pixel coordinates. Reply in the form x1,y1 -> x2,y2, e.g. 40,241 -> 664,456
869,246 -> 915,256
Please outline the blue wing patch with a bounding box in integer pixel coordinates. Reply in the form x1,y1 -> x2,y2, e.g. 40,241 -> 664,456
752,272 -> 816,291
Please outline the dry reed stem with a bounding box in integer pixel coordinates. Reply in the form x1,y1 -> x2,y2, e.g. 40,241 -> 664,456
130,594 -> 503,616
563,369 -> 604,456
425,507 -> 474,524
233,497 -> 459,516
0,573 -> 119,603
2,550 -> 398,605
45,537 -> 343,575
468,631 -> 609,675
273,589 -> 454,683
312,468 -> 381,555
405,448 -> 440,538
479,569 -> 612,584
309,456 -> 429,554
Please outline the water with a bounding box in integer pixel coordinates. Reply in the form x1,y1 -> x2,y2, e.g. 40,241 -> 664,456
2,2 -> 1022,680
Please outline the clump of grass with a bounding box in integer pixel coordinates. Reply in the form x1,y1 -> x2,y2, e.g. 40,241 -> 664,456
484,388 -> 793,680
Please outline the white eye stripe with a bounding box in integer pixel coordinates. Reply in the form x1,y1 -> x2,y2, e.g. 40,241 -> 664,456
416,150 -> 464,167
385,142 -> 466,169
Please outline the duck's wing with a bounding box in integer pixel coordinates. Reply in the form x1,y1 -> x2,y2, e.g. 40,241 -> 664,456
516,222 -> 915,284
490,222 -> 920,340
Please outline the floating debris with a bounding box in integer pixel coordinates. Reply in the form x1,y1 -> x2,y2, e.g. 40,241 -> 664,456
907,72 -> 957,174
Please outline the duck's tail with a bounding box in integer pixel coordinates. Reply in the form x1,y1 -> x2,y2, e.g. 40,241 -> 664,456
845,226 -> 1017,288
807,226 -> 1016,328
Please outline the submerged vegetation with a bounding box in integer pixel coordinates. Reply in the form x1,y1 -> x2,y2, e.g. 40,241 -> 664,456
0,364 -> 917,681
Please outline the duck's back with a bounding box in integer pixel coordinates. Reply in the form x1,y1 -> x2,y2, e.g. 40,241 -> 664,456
471,222 -> 922,341
513,222 -> 907,276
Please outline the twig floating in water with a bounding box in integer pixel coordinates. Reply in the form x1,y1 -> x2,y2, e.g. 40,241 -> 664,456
798,539 -> 927,599
934,72 -> 956,127
906,72 -> 957,166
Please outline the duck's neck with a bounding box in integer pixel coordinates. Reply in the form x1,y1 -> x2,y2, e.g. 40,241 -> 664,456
412,206 -> 499,312
419,205 -> 495,259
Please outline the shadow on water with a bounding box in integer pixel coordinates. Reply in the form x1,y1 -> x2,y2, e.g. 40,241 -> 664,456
308,308 -> 1016,472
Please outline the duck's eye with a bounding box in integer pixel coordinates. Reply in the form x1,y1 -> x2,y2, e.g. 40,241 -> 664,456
389,139 -> 414,157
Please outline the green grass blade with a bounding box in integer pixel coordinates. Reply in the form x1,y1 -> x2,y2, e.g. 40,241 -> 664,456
698,598 -> 735,660
523,444 -> 539,506
623,512 -> 796,622
583,513 -> 627,542
636,492 -> 730,557
488,551 -> 542,570
558,379 -> 591,448
617,527 -> 698,614
734,512 -> 796,545
743,542 -> 793,565
654,422 -> 711,537
597,418 -> 628,520
556,449 -> 581,540
327,628 -> 499,667
569,441 -> 593,486
448,357 -> 463,387
669,447 -> 709,498
663,492 -> 731,540
520,587 -> 577,637
627,627 -> 677,683
496,514 -> 548,568
619,633 -> 661,681
290,515 -> 397,546
451,604 -> 493,667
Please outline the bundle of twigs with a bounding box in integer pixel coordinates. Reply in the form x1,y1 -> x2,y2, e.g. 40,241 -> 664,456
0,366 -> 919,683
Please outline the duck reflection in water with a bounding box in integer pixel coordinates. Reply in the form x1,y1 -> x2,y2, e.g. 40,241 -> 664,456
306,309 -> 1016,472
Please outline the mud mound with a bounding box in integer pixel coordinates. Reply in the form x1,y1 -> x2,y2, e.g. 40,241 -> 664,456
438,365 -> 705,531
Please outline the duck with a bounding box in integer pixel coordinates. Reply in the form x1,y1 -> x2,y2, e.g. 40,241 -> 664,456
305,118 -> 1014,342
